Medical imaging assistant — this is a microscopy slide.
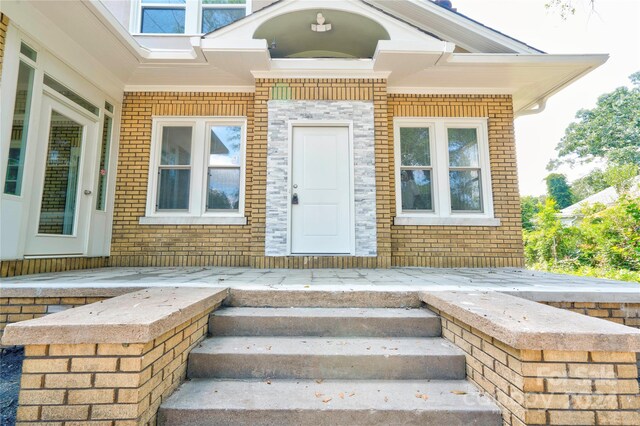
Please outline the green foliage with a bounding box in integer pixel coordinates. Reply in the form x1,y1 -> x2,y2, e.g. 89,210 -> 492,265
549,72 -> 640,168
524,199 -> 580,265
603,163 -> 639,193
570,169 -> 608,202
569,164 -> 639,202
520,195 -> 544,231
545,173 -> 573,208
524,194 -> 640,283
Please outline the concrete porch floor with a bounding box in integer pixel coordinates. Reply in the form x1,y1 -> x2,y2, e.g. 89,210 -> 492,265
1,267 -> 638,301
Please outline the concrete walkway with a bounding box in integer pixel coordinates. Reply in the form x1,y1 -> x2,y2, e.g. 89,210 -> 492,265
1,267 -> 638,301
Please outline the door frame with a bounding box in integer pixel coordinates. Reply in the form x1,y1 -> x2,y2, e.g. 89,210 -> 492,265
286,121 -> 356,256
24,92 -> 99,256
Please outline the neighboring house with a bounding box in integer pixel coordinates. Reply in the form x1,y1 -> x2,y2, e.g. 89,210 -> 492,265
0,0 -> 607,276
560,175 -> 640,225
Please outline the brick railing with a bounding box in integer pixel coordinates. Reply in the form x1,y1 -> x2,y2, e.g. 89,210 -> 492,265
423,291 -> 640,426
2,287 -> 227,424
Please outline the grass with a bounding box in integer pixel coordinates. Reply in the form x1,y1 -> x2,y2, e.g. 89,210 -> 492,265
528,263 -> 640,283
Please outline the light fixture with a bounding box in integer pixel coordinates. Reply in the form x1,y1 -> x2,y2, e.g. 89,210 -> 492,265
311,12 -> 332,32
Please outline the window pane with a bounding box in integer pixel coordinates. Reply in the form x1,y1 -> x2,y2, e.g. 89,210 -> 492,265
20,42 -> 37,61
4,61 -> 35,196
43,75 -> 99,116
448,128 -> 479,167
158,169 -> 190,210
202,8 -> 245,32
450,170 -> 482,212
207,168 -> 240,210
400,127 -> 430,167
96,115 -> 112,211
161,127 -> 192,165
400,169 -> 432,211
210,126 -> 241,166
38,111 -> 83,235
141,8 -> 185,33
203,0 -> 246,4
104,102 -> 114,113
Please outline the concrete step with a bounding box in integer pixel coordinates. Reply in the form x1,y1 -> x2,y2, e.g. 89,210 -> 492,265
188,336 -> 465,380
159,378 -> 501,426
209,307 -> 441,337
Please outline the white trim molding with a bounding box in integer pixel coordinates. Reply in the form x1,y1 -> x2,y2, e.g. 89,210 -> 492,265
393,117 -> 496,227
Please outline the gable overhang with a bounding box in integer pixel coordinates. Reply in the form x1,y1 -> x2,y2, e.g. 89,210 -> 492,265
2,0 -> 607,117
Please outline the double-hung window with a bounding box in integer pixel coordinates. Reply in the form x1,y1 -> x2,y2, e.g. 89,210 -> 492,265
136,0 -> 248,34
143,117 -> 247,225
394,118 -> 498,226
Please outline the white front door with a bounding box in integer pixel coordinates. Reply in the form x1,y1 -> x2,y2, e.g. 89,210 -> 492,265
291,126 -> 352,254
24,95 -> 98,256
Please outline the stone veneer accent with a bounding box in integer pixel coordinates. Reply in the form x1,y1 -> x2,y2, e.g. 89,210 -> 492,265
265,100 -> 377,256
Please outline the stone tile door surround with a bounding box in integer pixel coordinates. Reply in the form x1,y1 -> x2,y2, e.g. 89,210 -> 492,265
265,100 -> 377,257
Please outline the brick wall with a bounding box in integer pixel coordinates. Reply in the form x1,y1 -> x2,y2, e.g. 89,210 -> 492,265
388,95 -> 524,268
0,296 -> 107,337
0,257 -> 109,278
0,13 -> 8,78
16,309 -> 212,424
109,92 -> 255,267
432,307 -> 640,426
543,302 -> 640,329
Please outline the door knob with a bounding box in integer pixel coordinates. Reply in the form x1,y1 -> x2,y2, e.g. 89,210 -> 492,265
84,190 -> 92,195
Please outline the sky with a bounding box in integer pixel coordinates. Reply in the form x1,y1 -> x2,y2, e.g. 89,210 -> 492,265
450,0 -> 640,196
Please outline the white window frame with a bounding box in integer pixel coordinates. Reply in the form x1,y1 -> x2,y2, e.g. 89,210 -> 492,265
131,0 -> 251,35
142,116 -> 247,225
393,117 -> 499,227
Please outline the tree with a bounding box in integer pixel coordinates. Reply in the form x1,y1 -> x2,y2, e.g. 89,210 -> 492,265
545,173 -> 573,209
545,1 -> 596,19
520,195 -> 544,231
549,72 -> 640,168
570,169 -> 608,202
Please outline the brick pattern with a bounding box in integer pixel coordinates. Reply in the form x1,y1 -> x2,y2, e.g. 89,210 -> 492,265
543,302 -> 640,329
431,306 -> 640,426
15,309 -> 214,424
109,92 -> 255,268
388,95 -> 524,268
0,257 -> 109,278
38,119 -> 83,234
0,13 -> 8,79
0,297 -> 106,337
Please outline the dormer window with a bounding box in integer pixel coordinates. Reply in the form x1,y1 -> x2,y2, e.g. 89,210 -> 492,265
135,0 -> 248,34
202,0 -> 247,33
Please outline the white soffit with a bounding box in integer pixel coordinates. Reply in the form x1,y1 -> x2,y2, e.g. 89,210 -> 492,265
387,53 -> 609,114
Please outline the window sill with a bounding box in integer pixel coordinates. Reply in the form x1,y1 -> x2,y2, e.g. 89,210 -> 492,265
139,216 -> 247,225
394,216 -> 501,227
